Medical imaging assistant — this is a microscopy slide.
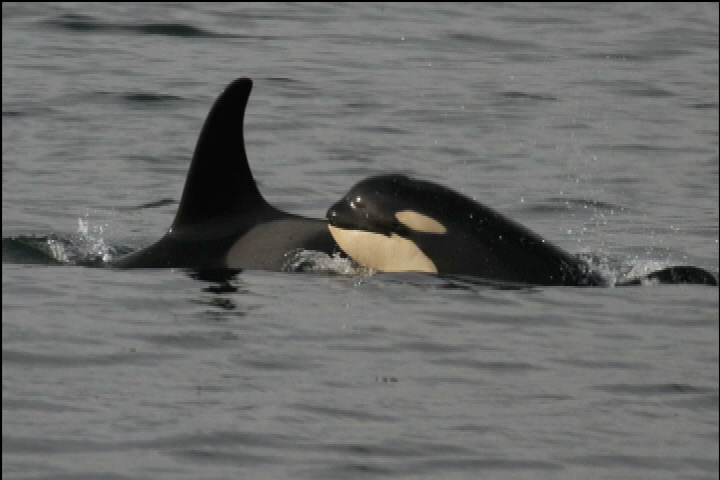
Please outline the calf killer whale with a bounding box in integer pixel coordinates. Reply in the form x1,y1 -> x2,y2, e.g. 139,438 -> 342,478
327,174 -> 718,286
112,78 -> 337,270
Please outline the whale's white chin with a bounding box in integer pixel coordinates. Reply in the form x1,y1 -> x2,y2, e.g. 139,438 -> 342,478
328,225 -> 438,273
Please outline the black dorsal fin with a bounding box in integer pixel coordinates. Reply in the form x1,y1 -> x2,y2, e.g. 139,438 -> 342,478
172,77 -> 267,228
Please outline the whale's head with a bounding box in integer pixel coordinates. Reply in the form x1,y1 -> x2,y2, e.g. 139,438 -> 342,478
326,175 -> 452,273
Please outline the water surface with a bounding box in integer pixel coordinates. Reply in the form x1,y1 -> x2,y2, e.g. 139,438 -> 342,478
3,3 -> 718,479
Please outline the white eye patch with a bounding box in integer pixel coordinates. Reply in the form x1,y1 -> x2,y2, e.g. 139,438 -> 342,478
328,225 -> 438,273
395,210 -> 447,234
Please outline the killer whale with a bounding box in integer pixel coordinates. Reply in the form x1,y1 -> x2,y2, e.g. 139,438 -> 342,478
112,78 -> 337,270
112,78 -> 716,285
327,174 -> 718,286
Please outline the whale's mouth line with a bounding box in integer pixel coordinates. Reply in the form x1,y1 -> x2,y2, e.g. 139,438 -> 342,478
326,211 -> 356,230
327,211 -> 400,238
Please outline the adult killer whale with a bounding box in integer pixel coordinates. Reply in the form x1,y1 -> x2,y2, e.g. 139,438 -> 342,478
112,78 -> 337,270
327,174 -> 718,286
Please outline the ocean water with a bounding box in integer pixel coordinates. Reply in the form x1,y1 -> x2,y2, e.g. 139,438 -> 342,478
2,3 -> 718,479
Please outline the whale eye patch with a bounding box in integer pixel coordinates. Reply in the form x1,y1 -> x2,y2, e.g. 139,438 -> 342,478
394,210 -> 447,234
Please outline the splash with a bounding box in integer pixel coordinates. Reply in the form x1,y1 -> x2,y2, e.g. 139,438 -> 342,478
282,249 -> 374,276
72,215 -> 116,266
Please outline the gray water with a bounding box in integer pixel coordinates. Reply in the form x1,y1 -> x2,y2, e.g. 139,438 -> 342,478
2,3 -> 718,479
